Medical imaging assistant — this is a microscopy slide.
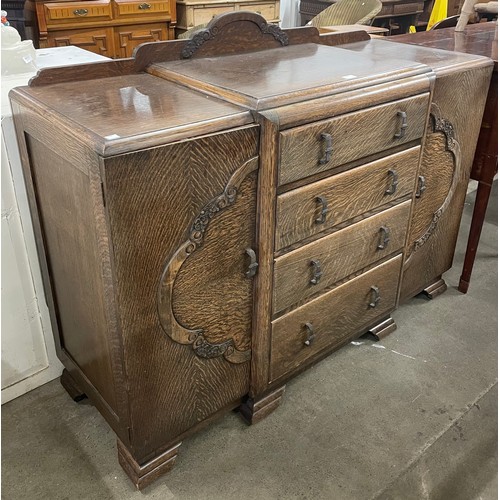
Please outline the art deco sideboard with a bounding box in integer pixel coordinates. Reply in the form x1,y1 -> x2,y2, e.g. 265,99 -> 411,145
10,12 -> 492,489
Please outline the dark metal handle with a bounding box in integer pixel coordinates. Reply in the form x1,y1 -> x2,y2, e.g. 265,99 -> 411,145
369,285 -> 381,308
394,111 -> 408,139
138,2 -> 152,8
304,322 -> 315,346
73,8 -> 88,15
319,133 -> 333,165
416,175 -> 426,198
377,226 -> 390,250
310,260 -> 322,285
315,196 -> 328,224
245,248 -> 258,278
385,169 -> 399,195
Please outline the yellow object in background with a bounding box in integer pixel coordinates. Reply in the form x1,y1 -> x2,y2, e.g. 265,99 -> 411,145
427,0 -> 448,30
409,25 -> 416,32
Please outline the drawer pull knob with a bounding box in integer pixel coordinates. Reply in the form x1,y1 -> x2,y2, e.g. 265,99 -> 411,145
394,111 -> 408,139
310,259 -> 323,285
138,2 -> 152,8
416,175 -> 426,198
369,285 -> 381,308
315,195 -> 328,224
319,132 -> 333,165
73,8 -> 88,15
385,169 -> 399,195
377,226 -> 390,250
245,248 -> 258,278
304,322 -> 315,346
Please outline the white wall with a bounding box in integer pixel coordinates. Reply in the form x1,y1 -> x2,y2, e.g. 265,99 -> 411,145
280,0 -> 301,27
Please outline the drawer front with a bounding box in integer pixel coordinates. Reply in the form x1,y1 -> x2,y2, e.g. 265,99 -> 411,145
44,1 -> 112,25
115,22 -> 168,58
276,146 -> 420,250
273,200 -> 411,314
270,254 -> 402,381
279,93 -> 429,186
192,5 -> 236,25
114,0 -> 171,19
393,2 -> 424,14
47,27 -> 115,57
237,2 -> 278,20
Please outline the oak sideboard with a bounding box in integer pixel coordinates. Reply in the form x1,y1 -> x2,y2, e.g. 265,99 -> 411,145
10,12 -> 492,489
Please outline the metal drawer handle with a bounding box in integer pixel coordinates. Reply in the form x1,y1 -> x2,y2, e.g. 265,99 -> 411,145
245,248 -> 258,278
369,285 -> 381,308
138,2 -> 152,8
377,226 -> 390,250
416,175 -> 426,198
315,195 -> 328,224
385,169 -> 399,195
319,132 -> 333,165
310,259 -> 323,285
394,111 -> 408,139
304,322 -> 315,346
73,8 -> 88,15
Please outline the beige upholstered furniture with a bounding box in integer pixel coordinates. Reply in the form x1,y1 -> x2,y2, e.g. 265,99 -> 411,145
308,0 -> 382,27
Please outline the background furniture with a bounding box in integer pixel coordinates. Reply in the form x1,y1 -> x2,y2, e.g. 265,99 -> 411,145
10,12 -> 491,489
318,22 -> 388,32
308,0 -> 381,27
175,0 -> 279,36
34,0 -> 176,57
392,22 -> 498,293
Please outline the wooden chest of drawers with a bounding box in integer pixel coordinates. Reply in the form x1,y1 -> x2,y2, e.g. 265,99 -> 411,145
10,13 -> 492,490
35,0 -> 176,57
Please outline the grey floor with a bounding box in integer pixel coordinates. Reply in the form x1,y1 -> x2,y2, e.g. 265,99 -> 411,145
2,184 -> 497,500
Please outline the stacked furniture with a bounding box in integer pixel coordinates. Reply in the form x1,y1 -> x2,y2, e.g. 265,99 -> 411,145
10,12 -> 492,489
34,0 -> 176,57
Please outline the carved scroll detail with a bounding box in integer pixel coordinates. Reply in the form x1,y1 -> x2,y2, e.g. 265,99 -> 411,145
410,104 -> 463,254
157,156 -> 258,364
181,13 -> 289,59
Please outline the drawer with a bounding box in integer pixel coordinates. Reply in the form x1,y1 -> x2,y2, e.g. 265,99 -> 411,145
273,200 -> 411,314
393,2 -> 424,14
113,0 -> 171,19
237,2 -> 279,20
44,1 -> 112,26
192,5 -> 236,26
270,254 -> 402,381
279,93 -> 429,186
276,146 -> 420,250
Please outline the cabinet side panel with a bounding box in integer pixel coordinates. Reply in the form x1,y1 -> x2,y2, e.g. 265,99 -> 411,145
401,66 -> 492,300
104,126 -> 258,462
25,135 -> 118,412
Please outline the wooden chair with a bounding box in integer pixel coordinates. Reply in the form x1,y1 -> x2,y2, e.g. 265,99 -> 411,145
308,0 -> 382,28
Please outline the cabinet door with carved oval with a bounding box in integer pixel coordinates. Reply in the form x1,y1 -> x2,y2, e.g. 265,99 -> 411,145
102,126 -> 258,460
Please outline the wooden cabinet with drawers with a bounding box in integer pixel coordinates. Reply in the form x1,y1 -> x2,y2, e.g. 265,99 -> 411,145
35,0 -> 176,57
10,13 -> 492,491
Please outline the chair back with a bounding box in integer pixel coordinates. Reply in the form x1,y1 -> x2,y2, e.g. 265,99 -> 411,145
309,0 -> 383,28
429,14 -> 461,29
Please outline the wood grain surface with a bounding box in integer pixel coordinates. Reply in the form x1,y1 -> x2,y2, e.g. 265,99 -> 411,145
279,93 -> 429,185
273,201 -> 411,314
103,126 -> 257,462
276,147 -> 420,249
270,255 -> 402,381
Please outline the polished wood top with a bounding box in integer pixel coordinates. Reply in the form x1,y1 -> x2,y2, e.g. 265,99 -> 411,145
391,22 -> 498,68
11,73 -> 252,156
150,43 -> 431,110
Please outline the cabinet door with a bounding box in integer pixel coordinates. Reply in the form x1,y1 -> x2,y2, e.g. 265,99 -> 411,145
48,27 -> 115,57
114,22 -> 168,58
103,126 -> 259,461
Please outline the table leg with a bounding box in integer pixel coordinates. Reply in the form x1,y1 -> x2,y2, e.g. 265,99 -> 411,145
458,180 -> 493,293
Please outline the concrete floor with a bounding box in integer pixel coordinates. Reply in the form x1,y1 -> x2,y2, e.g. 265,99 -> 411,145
2,184 -> 497,500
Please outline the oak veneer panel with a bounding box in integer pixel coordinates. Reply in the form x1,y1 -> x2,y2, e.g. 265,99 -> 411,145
279,93 -> 429,185
44,0 -> 113,26
11,75 -> 252,156
401,66 -> 492,300
273,200 -> 411,314
103,126 -> 257,461
114,23 -> 168,58
48,27 -> 116,57
26,135 -> 118,412
276,146 -> 420,249
271,255 -> 402,381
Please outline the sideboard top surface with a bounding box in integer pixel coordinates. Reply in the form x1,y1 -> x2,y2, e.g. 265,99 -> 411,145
152,42 -> 432,109
11,72 -> 253,156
